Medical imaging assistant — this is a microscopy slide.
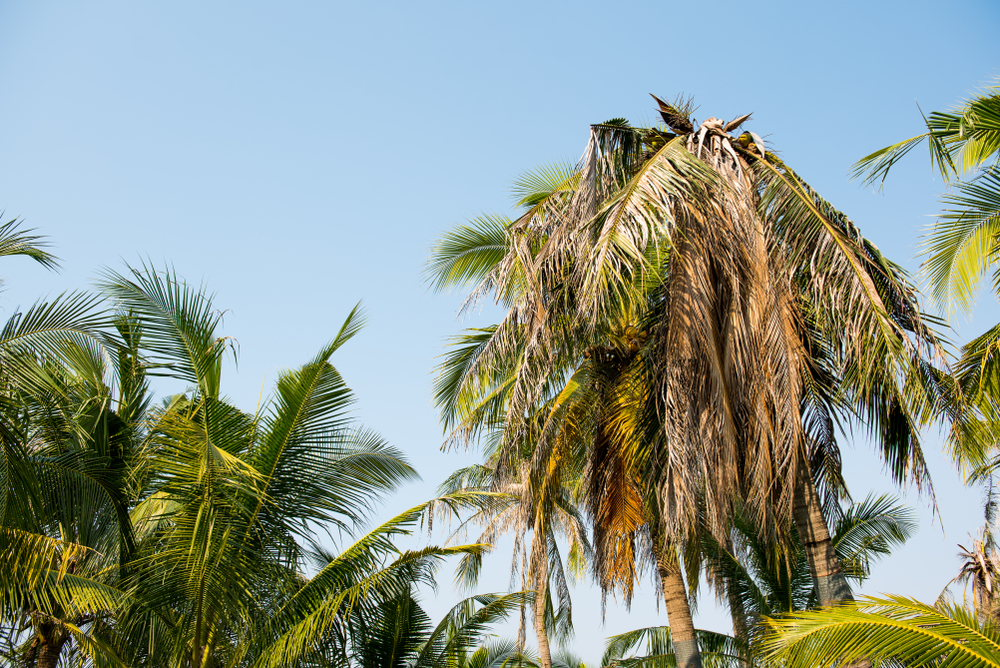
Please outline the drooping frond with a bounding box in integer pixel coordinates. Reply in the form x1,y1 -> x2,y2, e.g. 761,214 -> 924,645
0,217 -> 58,270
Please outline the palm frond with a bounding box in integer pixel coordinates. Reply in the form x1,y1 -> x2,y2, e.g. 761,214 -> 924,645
0,217 -> 58,270
764,595 -> 1000,668
99,263 -> 229,398
920,166 -> 1000,313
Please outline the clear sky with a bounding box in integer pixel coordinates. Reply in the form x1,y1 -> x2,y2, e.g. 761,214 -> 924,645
2,0 -> 999,664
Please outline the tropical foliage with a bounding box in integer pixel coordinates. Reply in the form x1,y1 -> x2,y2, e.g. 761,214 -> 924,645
855,83 -> 1000,487
0,258 -> 500,668
3,82 -> 995,668
764,596 -> 1000,668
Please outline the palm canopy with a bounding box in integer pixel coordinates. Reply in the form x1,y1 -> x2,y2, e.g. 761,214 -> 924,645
429,96 -> 946,612
4,263 -> 494,668
93,264 -> 423,667
0,220 -> 132,668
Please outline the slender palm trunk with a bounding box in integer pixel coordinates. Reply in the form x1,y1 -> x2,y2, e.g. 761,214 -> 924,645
792,461 -> 852,606
532,531 -> 553,668
650,525 -> 701,668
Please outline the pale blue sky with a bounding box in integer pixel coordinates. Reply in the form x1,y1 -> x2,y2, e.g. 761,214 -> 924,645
2,0 -> 999,663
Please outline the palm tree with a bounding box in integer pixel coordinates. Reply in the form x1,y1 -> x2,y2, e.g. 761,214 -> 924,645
703,494 -> 915,653
435,454 -> 592,668
430,96 -> 944,666
950,528 -> 1000,618
86,264 -> 438,667
763,596 -> 1000,668
1,262 -> 495,668
0,220 -> 127,668
854,81 -> 1000,484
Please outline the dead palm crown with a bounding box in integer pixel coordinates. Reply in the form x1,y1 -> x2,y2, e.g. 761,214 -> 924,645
430,94 -> 949,668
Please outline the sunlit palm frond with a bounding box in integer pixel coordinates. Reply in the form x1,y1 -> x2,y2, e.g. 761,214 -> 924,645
99,263 -> 230,398
921,166 -> 1000,313
426,215 -> 516,298
0,291 -> 109,397
414,592 -> 532,668
0,217 -> 58,270
832,495 -> 916,582
764,595 -> 1000,668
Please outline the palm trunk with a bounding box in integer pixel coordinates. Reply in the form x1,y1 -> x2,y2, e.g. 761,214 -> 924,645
36,636 -> 66,668
532,531 -> 553,668
650,526 -> 701,668
23,622 -> 67,668
792,461 -> 853,606
20,637 -> 38,668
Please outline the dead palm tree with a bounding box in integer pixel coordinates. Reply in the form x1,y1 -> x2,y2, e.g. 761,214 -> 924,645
430,99 -> 946,666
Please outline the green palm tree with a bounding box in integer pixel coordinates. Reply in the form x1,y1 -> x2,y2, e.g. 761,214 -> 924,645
1,262 -> 494,668
86,264 -> 435,668
1,337 -> 145,668
0,221 -> 129,668
855,82 -> 1000,487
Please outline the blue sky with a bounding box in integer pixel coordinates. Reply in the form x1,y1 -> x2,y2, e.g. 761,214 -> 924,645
2,0 -> 999,663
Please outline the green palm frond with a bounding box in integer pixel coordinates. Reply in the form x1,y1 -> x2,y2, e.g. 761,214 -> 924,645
0,527 -> 92,595
511,162 -> 579,208
832,494 -> 916,581
248,306 -> 415,541
0,291 -> 110,397
434,325 -> 529,446
921,166 -> 1000,313
853,133 -> 933,188
426,215 -> 514,295
764,595 -> 1000,668
854,82 -> 1000,318
0,216 -> 58,270
99,263 -> 230,398
252,541 -> 485,668
414,592 -> 532,668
